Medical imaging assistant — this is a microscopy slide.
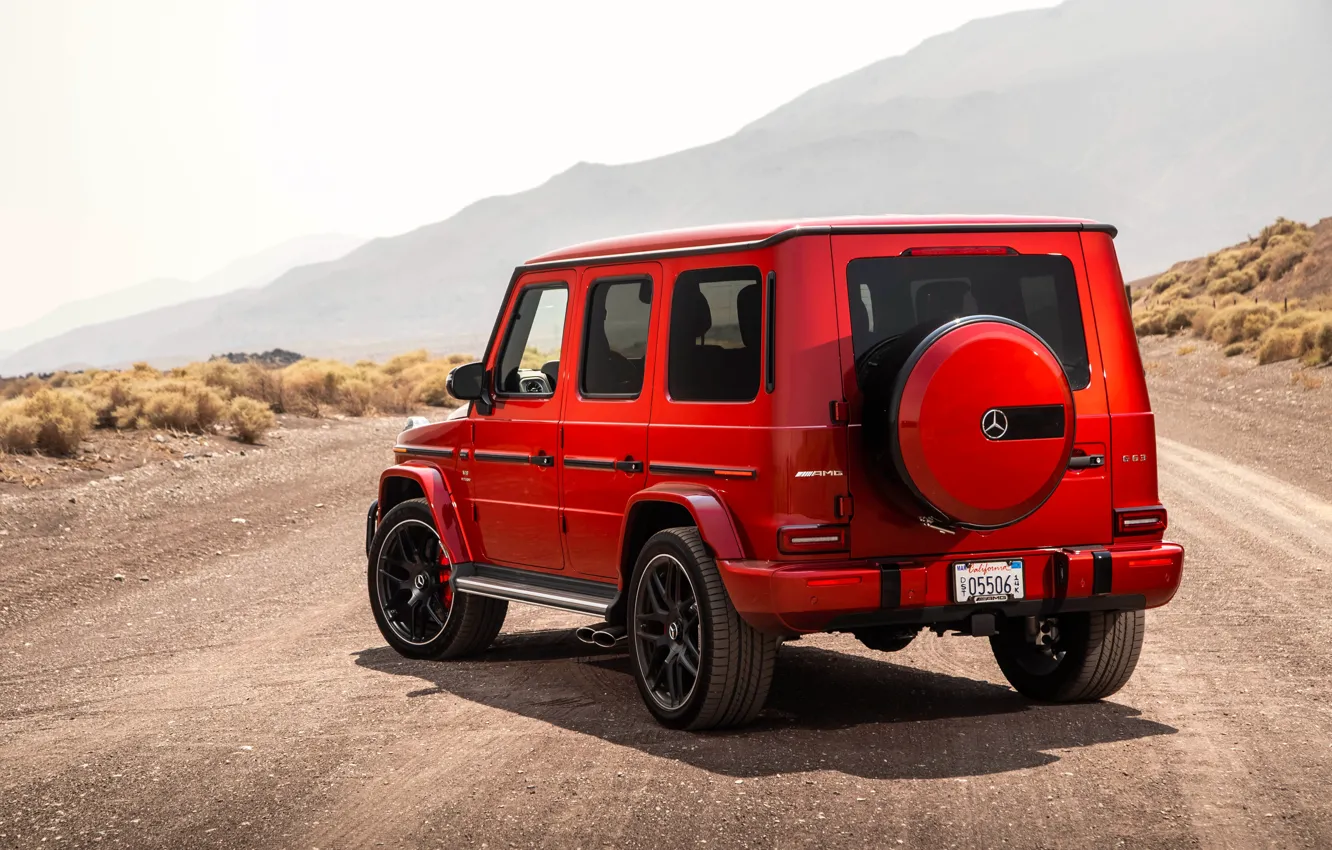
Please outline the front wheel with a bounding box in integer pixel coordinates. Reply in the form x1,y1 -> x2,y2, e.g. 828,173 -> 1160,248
628,527 -> 778,730
367,499 -> 507,659
990,610 -> 1144,702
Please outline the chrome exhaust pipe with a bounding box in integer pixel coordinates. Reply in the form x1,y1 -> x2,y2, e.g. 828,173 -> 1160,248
592,625 -> 627,648
574,623 -> 605,645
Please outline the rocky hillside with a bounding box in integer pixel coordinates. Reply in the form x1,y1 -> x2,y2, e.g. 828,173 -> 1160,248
1132,217 -> 1332,365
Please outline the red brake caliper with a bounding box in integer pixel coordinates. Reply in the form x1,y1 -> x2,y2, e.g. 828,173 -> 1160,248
439,552 -> 453,607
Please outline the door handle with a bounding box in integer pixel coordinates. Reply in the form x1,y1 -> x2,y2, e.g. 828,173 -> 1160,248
1068,454 -> 1105,470
530,453 -> 555,467
614,459 -> 644,474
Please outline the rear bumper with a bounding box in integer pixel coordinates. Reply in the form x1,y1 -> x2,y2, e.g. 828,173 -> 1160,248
716,541 -> 1184,635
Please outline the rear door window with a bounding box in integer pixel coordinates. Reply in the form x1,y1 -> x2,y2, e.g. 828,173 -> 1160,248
668,266 -> 762,402
846,254 -> 1091,388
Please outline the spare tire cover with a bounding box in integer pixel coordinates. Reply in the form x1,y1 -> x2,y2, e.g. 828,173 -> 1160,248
865,316 -> 1074,530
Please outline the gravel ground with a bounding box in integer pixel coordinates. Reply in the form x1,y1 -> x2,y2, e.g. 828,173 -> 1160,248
2,353 -> 1332,849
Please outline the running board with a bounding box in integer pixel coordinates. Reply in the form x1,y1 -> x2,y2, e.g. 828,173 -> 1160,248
451,562 -> 617,618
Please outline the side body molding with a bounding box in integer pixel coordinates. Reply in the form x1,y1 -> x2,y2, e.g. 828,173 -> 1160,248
622,483 -> 747,563
377,463 -> 473,563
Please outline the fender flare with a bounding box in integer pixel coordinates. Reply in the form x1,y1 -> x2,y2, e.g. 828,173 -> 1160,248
620,483 -> 747,564
377,463 -> 472,563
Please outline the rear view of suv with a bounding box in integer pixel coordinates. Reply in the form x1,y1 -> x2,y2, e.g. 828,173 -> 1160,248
366,215 -> 1184,730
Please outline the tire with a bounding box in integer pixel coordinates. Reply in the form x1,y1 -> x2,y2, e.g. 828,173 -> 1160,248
627,527 -> 778,730
990,610 -> 1144,702
367,498 -> 507,660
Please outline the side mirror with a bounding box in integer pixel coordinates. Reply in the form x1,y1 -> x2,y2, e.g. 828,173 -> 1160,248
445,361 -> 485,401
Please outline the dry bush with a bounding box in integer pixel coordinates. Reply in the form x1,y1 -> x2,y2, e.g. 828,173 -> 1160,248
1275,310 -> 1319,329
228,397 -> 276,444
1257,328 -> 1303,364
1151,271 -> 1181,294
111,381 -> 227,432
0,401 -> 40,453
1223,343 -> 1246,357
0,389 -> 94,455
382,349 -> 429,376
279,359 -> 358,416
1206,304 -> 1277,345
1176,344 -> 1197,356
1298,319 -> 1332,365
1134,310 -> 1167,337
1207,267 -> 1259,295
338,378 -> 376,417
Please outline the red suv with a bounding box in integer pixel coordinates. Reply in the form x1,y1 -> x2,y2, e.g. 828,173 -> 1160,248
365,215 -> 1184,730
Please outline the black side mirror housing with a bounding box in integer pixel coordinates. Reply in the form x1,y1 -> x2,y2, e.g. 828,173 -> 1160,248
446,361 -> 485,401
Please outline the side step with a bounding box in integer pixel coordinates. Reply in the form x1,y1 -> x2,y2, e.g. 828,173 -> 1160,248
451,562 -> 617,618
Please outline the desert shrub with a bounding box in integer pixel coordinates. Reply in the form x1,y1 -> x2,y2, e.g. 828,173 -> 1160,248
228,397 -> 276,444
1223,343 -> 1246,357
1,376 -> 44,401
1298,319 -> 1332,365
1151,271 -> 1181,294
1176,344 -> 1196,356
382,349 -> 429,376
1189,304 -> 1215,336
1163,302 -> 1210,336
0,389 -> 95,455
1265,242 -> 1308,282
1257,329 -> 1303,364
1275,310 -> 1319,329
1207,304 -> 1277,345
1134,310 -> 1168,337
0,402 -> 40,453
1207,267 -> 1258,295
114,381 -> 227,432
338,377 -> 376,416
279,359 -> 357,416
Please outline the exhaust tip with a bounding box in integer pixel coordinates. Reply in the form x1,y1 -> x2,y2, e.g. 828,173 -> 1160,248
574,625 -> 599,645
592,626 -> 627,648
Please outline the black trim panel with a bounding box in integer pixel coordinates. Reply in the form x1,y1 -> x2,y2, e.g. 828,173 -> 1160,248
395,445 -> 454,458
649,462 -> 758,480
451,561 -> 620,618
827,593 -> 1147,631
564,456 -> 616,470
474,450 -> 530,464
764,270 -> 776,393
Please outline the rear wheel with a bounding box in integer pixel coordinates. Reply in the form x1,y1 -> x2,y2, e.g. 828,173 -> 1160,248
628,527 -> 778,730
990,610 -> 1144,701
367,499 -> 507,659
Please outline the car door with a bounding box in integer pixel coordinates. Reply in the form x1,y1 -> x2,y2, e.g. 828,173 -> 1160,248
470,273 -> 572,570
560,263 -> 661,580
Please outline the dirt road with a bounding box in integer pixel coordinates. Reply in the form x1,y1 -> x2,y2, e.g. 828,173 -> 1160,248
4,374 -> 1332,848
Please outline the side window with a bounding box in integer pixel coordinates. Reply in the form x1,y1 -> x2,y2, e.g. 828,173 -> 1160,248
495,284 -> 568,396
581,276 -> 652,397
668,266 -> 762,402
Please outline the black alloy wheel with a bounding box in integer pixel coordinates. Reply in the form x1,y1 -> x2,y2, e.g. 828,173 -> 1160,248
375,517 -> 453,646
633,552 -> 702,711
367,499 -> 508,660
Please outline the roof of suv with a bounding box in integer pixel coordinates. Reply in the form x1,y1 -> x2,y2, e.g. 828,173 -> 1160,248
527,215 -> 1114,265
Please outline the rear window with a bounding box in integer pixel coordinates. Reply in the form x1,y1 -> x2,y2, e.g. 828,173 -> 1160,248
846,254 -> 1091,388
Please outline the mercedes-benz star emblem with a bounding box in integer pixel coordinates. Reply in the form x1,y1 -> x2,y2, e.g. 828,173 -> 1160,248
414,573 -> 428,589
981,408 -> 1009,440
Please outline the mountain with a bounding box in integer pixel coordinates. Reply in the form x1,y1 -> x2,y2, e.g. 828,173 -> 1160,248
0,233 -> 365,366
3,0 -> 1329,374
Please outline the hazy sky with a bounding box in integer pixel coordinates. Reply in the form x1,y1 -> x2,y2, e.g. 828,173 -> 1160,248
0,0 -> 1058,331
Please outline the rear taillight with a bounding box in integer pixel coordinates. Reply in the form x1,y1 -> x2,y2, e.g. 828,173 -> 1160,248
900,246 -> 1016,257
1115,506 -> 1168,536
778,524 -> 849,554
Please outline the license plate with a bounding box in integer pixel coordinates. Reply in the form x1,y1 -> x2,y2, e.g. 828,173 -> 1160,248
953,559 -> 1025,603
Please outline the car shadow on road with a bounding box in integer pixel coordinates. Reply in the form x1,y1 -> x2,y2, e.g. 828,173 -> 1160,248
353,628 -> 1176,780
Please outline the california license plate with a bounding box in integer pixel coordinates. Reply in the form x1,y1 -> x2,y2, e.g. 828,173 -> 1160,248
953,560 -> 1025,603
